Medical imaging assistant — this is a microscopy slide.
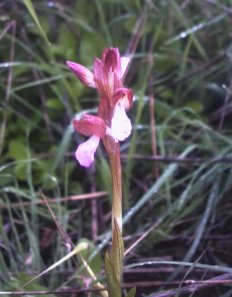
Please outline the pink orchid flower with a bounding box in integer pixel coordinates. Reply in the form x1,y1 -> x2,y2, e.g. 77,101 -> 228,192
67,48 -> 133,167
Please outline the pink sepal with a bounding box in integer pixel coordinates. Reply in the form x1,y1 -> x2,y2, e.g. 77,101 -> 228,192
102,48 -> 121,76
102,48 -> 131,78
93,58 -> 112,99
66,61 -> 96,88
73,114 -> 106,138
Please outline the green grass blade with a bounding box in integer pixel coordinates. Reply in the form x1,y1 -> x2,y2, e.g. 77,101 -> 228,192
23,0 -> 50,46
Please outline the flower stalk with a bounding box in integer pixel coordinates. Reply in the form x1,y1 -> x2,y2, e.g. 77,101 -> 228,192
106,140 -> 122,232
104,136 -> 124,290
67,47 -> 135,296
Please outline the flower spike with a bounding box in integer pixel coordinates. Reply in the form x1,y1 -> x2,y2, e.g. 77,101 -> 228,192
67,47 -> 133,166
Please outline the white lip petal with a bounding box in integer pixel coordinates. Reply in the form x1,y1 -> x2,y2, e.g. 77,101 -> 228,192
107,103 -> 132,141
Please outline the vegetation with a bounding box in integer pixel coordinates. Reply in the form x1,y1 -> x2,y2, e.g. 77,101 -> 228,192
1,0 -> 232,296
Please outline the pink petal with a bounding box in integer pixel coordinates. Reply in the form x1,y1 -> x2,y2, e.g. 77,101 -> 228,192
66,61 -> 96,88
75,135 -> 100,167
106,103 -> 132,141
93,58 -> 114,99
113,87 -> 133,109
102,48 -> 120,74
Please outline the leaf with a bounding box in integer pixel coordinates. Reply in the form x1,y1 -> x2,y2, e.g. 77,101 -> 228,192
23,0 -> 50,45
46,98 -> 64,110
14,161 -> 48,184
186,100 -> 204,112
8,140 -> 27,160
111,219 -> 124,282
78,238 -> 103,275
105,252 -> 121,297
104,221 -> 124,297
126,287 -> 136,297
5,272 -> 56,297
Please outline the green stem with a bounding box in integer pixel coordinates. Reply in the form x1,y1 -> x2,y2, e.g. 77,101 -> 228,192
108,141 -> 122,233
104,137 -> 124,295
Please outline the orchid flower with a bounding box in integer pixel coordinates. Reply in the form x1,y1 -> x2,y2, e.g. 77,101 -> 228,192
67,48 -> 133,167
